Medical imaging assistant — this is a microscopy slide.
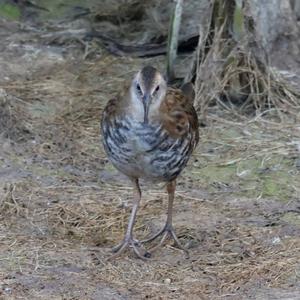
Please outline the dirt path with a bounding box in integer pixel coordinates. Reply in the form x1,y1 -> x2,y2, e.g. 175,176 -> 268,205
0,7 -> 300,300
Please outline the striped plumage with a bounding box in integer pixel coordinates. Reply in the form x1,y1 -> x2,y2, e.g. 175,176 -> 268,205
101,66 -> 199,259
102,109 -> 197,182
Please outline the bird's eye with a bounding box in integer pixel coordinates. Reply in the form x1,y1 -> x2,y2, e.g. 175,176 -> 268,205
136,84 -> 142,93
155,86 -> 160,92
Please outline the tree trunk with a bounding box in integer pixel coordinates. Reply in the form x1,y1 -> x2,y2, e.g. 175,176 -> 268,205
246,0 -> 300,64
247,0 -> 299,50
193,0 -> 300,120
290,0 -> 300,20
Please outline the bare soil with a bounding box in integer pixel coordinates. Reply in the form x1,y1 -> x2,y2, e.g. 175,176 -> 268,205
0,2 -> 300,299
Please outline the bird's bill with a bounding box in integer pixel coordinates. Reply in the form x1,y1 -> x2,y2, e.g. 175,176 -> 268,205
142,93 -> 151,123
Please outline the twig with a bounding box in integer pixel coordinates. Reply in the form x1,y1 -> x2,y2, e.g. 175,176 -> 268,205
166,0 -> 183,82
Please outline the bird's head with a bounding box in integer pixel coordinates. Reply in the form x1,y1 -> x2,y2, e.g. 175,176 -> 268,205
130,66 -> 167,123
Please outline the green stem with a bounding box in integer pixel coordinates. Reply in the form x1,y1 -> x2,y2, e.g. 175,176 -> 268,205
166,0 -> 183,82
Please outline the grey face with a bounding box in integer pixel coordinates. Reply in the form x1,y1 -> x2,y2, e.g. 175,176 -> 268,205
135,66 -> 162,123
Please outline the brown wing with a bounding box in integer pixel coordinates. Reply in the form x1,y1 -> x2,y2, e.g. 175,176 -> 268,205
102,97 -> 118,118
181,82 -> 195,104
101,79 -> 131,123
159,88 -> 199,146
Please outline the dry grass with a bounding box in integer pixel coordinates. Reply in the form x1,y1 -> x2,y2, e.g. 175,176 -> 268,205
194,8 -> 300,124
0,6 -> 300,298
0,51 -> 299,297
0,88 -> 32,141
1,179 -> 299,298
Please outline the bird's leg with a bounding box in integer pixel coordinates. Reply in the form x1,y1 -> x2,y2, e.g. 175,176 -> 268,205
107,178 -> 148,260
142,180 -> 189,258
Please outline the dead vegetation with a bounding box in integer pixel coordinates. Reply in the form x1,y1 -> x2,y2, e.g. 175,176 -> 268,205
0,0 -> 300,299
0,88 -> 32,141
193,0 -> 300,123
1,177 -> 299,298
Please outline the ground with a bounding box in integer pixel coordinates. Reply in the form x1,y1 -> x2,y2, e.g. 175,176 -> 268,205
0,1 -> 300,299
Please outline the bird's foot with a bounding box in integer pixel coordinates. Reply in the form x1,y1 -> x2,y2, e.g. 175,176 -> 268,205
107,236 -> 150,261
142,224 -> 189,258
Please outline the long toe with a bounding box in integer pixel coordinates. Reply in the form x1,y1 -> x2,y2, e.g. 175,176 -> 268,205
112,237 -> 140,253
107,238 -> 149,261
145,225 -> 189,258
141,227 -> 165,244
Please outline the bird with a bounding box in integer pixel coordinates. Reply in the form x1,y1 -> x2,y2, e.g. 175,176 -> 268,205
101,66 -> 199,259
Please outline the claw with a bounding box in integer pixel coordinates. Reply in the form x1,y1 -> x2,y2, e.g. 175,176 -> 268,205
107,237 -> 149,261
141,227 -> 165,244
143,225 -> 189,258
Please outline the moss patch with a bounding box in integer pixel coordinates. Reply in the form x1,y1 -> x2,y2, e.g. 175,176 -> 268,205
0,3 -> 21,20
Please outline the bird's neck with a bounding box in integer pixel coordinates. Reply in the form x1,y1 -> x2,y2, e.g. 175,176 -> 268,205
123,89 -> 145,122
121,88 -> 165,124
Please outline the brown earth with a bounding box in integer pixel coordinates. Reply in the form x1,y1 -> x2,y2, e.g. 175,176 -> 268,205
0,1 -> 300,299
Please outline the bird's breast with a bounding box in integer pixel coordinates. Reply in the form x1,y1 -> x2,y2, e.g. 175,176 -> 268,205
102,117 -> 195,181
